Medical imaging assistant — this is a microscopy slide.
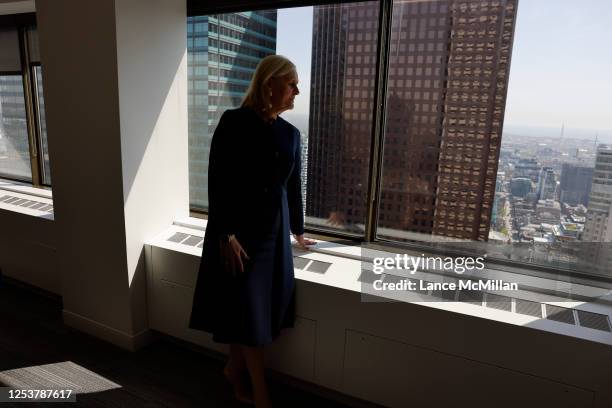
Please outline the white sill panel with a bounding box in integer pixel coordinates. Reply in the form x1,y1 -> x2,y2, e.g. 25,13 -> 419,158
146,218 -> 612,347
0,189 -> 54,220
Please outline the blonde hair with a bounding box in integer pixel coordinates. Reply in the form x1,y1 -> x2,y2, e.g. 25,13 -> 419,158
242,55 -> 296,112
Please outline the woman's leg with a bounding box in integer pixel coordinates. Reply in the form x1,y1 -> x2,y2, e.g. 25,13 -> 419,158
224,343 -> 252,403
225,344 -> 246,378
241,345 -> 272,408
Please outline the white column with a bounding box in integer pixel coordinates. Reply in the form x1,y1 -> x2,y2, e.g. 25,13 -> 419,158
35,0 -> 188,350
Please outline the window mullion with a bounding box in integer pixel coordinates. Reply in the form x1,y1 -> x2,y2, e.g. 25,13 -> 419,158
365,0 -> 393,243
17,26 -> 42,187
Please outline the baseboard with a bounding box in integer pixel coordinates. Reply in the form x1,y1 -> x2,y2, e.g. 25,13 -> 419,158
63,309 -> 152,351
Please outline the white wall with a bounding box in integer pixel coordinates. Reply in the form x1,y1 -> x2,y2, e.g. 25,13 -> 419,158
114,0 -> 189,336
33,0 -> 188,350
147,245 -> 612,408
0,210 -> 57,293
0,0 -> 57,294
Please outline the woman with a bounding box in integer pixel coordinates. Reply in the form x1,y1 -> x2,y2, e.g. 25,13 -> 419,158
189,55 -> 315,408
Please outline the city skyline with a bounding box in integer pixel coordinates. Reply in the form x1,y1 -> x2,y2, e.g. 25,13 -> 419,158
1,1 -> 610,277
276,0 -> 612,140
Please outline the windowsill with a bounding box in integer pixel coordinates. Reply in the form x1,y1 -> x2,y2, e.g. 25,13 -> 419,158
0,178 -> 54,220
143,216 -> 612,346
171,216 -> 612,300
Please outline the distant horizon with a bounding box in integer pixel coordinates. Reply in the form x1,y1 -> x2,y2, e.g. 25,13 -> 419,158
281,110 -> 612,144
502,124 -> 612,143
277,1 -> 612,143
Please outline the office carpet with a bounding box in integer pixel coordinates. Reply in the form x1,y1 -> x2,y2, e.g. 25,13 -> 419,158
0,280 -> 351,407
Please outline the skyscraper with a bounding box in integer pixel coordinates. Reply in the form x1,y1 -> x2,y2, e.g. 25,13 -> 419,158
307,0 -> 518,240
583,145 -> 612,242
559,163 -> 593,206
187,12 -> 277,209
537,167 -> 557,201
513,158 -> 540,183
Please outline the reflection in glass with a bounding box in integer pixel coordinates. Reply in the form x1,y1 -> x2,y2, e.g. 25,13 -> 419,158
306,2 -> 379,236
378,0 -> 517,243
187,11 -> 278,210
0,75 -> 32,181
34,66 -> 51,184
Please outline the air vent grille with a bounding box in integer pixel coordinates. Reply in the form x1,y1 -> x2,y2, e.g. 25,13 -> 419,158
166,232 -> 203,247
358,269 -> 380,284
167,232 -> 189,243
293,256 -> 310,270
485,294 -> 513,312
183,236 -> 203,246
305,260 -> 331,274
360,276 -> 611,332
458,290 -> 484,306
545,305 -> 576,325
0,194 -> 53,213
383,273 -> 404,285
409,278 -> 430,294
431,288 -> 457,301
515,299 -> 543,318
576,310 -> 612,332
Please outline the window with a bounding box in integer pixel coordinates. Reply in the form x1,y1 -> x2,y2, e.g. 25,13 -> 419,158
187,0 -> 612,284
0,74 -> 30,180
0,21 -> 49,187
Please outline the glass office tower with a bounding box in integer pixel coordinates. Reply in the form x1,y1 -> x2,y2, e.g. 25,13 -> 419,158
187,11 -> 277,209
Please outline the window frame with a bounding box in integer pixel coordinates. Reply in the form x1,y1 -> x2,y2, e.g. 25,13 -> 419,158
0,13 -> 48,188
186,0 -> 612,287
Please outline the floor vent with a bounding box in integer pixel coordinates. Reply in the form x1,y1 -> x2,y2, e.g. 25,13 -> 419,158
0,194 -> 53,213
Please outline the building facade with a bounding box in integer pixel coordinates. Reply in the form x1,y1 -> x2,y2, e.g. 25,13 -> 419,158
583,145 -> 612,242
537,167 -> 557,201
306,0 -> 518,240
187,12 -> 277,209
559,163 -> 593,206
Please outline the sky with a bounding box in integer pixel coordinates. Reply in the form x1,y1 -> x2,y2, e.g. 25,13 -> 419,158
276,7 -> 314,119
503,0 -> 612,139
276,1 -> 612,140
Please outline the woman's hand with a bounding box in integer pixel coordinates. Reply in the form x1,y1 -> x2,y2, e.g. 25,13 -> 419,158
294,234 -> 317,250
220,236 -> 250,275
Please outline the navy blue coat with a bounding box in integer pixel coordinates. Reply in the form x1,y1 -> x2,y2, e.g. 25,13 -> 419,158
189,106 -> 304,346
